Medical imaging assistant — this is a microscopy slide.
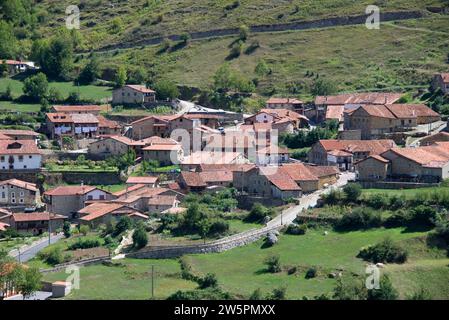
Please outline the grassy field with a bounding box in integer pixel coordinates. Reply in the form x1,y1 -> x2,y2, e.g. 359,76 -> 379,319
0,78 -> 112,106
361,187 -> 449,198
0,101 -> 41,113
42,258 -> 197,300
90,15 -> 449,96
40,227 -> 449,299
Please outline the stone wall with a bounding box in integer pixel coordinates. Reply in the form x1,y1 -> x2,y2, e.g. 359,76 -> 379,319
359,181 -> 439,189
127,226 -> 280,259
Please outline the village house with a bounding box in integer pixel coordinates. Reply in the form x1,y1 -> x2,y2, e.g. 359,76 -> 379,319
0,179 -> 39,208
432,73 -> 449,94
88,135 -> 144,158
266,98 -> 304,113
0,130 -> 39,143
96,115 -> 122,136
148,195 -> 180,214
178,170 -> 233,192
44,185 -> 116,219
50,105 -> 105,115
356,142 -> 449,183
0,60 -> 37,74
0,140 -> 42,170
344,104 -> 440,139
112,85 -> 156,106
244,109 -> 309,135
314,92 -> 403,123
78,202 -> 148,228
309,139 -> 396,170
2,212 -> 65,235
46,113 -> 99,139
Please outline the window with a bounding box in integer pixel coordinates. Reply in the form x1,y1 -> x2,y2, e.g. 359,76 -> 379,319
1,192 -> 4,198
0,156 -> 4,162
19,198 -> 24,203
11,192 -> 15,198
20,191 -> 24,197
99,195 -> 105,200
87,195 -> 93,200
18,155 -> 23,162
29,155 -> 32,159
11,198 -> 15,203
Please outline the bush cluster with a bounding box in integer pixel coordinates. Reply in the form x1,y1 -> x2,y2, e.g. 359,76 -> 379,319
358,238 -> 408,264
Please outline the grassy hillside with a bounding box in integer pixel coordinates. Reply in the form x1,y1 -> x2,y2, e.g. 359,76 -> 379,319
35,0 -> 445,50
92,15 -> 449,97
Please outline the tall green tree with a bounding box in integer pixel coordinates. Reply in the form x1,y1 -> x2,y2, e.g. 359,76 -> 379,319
77,56 -> 100,85
23,73 -> 48,102
154,80 -> 179,100
115,65 -> 127,88
0,21 -> 18,59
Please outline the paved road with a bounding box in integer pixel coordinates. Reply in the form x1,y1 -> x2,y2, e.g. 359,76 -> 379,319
10,233 -> 64,263
267,172 -> 355,228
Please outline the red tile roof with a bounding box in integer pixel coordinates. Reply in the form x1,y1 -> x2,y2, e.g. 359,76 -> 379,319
325,105 -> 345,122
198,163 -> 256,172
12,212 -> 65,222
356,154 -> 390,164
0,179 -> 38,192
385,104 -> 439,118
0,129 -> 39,137
259,167 -> 301,191
180,171 -> 207,187
113,184 -> 146,197
0,140 -> 41,155
319,139 -> 396,155
126,84 -> 155,93
108,135 -> 144,146
126,176 -> 158,185
280,163 -> 318,181
357,104 -> 396,119
199,170 -> 233,183
305,164 -> 339,178
386,143 -> 449,168
142,144 -> 181,151
97,115 -> 120,129
315,92 -> 403,105
44,185 -> 98,196
148,195 -> 177,206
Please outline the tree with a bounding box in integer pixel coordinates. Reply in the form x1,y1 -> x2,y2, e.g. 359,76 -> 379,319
32,32 -> 75,79
63,221 -> 71,238
311,78 -> 336,96
114,65 -> 127,88
343,183 -> 362,203
180,33 -> 190,45
255,60 -> 270,77
47,87 -> 62,103
367,275 -> 398,300
132,227 -> 148,249
0,60 -> 8,77
79,225 -> 90,236
213,64 -> 233,92
113,216 -> 132,237
154,80 -> 180,100
0,21 -> 18,59
267,287 -> 286,300
17,267 -> 42,299
77,56 -> 100,84
23,73 -> 49,102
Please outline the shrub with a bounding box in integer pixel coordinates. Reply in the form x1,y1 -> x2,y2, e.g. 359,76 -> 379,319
267,287 -> 286,300
39,247 -> 67,265
245,203 -> 270,223
132,227 -> 148,249
357,238 -> 408,264
285,223 -> 307,235
264,254 -> 281,273
63,221 -> 71,238
365,193 -> 389,209
409,205 -> 438,227
367,275 -> 398,300
113,216 -> 132,237
249,288 -> 263,300
207,219 -> 229,237
383,210 -> 408,228
343,183 -> 362,203
78,225 -> 90,236
337,207 -> 382,230
68,238 -> 101,250
198,273 -> 218,289
305,267 -> 317,279
321,189 -> 344,205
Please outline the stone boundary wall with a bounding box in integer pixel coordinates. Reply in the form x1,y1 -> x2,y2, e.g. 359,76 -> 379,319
95,11 -> 425,52
359,181 -> 440,189
40,255 -> 111,274
127,225 -> 281,259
